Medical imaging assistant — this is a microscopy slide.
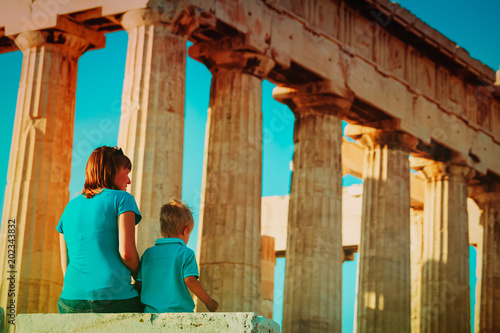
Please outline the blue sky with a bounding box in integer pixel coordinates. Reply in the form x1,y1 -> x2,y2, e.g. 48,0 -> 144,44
0,1 -> 498,332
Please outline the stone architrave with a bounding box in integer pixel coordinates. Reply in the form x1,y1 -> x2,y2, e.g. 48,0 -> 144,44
413,160 -> 475,333
261,235 -> 276,320
188,37 -> 274,313
0,27 -> 103,332
345,125 -> 416,333
469,182 -> 500,333
274,83 -> 353,333
118,7 -> 198,255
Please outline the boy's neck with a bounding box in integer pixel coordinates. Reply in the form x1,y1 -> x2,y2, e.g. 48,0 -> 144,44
163,234 -> 181,239
162,234 -> 187,244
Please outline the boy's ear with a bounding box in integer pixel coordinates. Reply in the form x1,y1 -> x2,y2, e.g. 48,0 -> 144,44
183,225 -> 191,235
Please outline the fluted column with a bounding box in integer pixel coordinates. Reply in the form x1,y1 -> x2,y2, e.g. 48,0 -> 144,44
410,206 -> 424,332
0,28 -> 103,332
469,182 -> 500,333
274,83 -> 353,332
345,125 -> 416,333
474,229 -> 484,333
413,160 -> 474,332
189,37 -> 274,312
261,235 -> 276,319
118,8 -> 197,255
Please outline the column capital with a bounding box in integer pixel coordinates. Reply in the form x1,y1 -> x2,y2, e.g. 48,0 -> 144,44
14,31 -> 86,56
272,81 -> 354,117
14,15 -> 105,54
121,7 -> 205,36
188,36 -> 275,78
469,180 -> 500,208
410,158 -> 476,182
345,121 -> 418,152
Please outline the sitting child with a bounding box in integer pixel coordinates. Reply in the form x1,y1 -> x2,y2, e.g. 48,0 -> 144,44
136,198 -> 218,313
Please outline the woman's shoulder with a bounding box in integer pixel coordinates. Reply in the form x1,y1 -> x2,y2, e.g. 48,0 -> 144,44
98,189 -> 135,199
59,193 -> 87,221
65,193 -> 86,207
99,189 -> 138,207
68,190 -> 135,205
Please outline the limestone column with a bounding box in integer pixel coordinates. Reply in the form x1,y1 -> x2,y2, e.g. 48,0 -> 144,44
261,235 -> 275,320
474,229 -> 484,333
413,160 -> 474,332
188,37 -> 274,312
345,125 -> 416,333
118,8 -> 197,255
410,206 -> 424,332
274,83 -> 353,332
469,182 -> 500,333
0,27 -> 103,331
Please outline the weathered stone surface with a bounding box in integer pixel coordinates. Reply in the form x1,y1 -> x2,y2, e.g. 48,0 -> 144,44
1,0 -> 499,175
274,85 -> 350,333
118,8 -> 189,255
0,2 -> 499,332
260,236 -> 275,320
346,125 -> 416,333
410,207 -> 424,332
469,182 -> 500,333
16,312 -> 279,333
414,160 -> 475,333
0,0 -> 493,80
0,29 -> 94,333
261,192 -> 482,256
190,40 -> 274,313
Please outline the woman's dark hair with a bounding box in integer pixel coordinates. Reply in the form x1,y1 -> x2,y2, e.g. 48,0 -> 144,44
82,146 -> 132,198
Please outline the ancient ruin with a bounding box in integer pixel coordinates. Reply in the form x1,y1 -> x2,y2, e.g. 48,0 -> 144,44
0,0 -> 499,332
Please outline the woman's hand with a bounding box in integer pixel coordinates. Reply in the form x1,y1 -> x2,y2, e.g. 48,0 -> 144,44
118,211 -> 140,276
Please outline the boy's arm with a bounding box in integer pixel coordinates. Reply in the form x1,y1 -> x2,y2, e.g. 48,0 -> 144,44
184,276 -> 218,312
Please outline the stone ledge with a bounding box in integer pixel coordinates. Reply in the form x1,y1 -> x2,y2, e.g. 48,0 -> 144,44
16,312 -> 279,333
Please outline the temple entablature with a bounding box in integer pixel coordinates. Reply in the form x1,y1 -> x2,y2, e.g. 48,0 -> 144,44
1,0 -> 499,178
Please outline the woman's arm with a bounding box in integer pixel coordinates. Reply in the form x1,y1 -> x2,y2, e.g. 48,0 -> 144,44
118,211 -> 140,277
59,233 -> 68,277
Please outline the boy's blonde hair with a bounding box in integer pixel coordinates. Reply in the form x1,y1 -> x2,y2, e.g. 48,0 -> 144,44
160,198 -> 194,237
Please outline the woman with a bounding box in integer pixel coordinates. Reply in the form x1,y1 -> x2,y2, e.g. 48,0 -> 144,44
57,146 -> 142,313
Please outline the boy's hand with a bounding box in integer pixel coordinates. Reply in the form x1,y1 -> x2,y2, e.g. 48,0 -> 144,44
206,299 -> 219,312
184,276 -> 218,312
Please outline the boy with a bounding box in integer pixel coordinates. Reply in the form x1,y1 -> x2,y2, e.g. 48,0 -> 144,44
136,198 -> 218,313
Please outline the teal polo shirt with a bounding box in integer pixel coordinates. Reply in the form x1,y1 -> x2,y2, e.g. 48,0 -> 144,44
56,189 -> 142,300
137,238 -> 199,313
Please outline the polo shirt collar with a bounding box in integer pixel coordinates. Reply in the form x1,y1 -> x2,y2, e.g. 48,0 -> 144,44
155,238 -> 186,246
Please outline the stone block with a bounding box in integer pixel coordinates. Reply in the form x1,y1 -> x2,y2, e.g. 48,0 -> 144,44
16,312 -> 279,333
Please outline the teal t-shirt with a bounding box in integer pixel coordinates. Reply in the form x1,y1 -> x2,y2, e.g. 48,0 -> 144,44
137,238 -> 199,313
56,189 -> 142,300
